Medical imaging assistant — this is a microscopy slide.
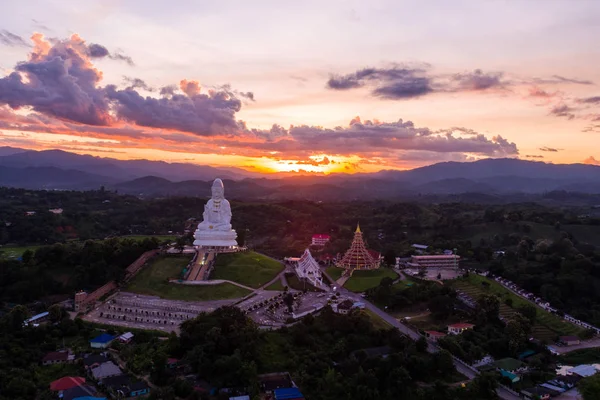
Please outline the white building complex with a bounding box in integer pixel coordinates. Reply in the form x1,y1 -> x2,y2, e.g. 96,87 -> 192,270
408,254 -> 460,269
288,249 -> 327,290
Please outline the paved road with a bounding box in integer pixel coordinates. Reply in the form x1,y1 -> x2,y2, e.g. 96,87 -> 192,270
325,270 -> 520,400
553,338 -> 600,354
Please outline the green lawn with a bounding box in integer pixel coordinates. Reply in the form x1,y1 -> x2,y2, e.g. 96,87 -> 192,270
560,348 -> 600,365
0,245 -> 42,259
264,279 -> 285,291
326,266 -> 344,281
344,268 -> 399,293
211,251 -> 284,289
127,255 -> 250,301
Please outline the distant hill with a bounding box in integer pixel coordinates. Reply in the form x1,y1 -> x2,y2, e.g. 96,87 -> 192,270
1,149 -> 600,199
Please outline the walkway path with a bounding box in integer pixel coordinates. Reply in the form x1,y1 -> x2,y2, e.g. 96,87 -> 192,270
170,278 -> 255,291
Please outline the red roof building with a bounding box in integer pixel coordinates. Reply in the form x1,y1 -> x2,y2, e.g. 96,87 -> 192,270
311,234 -> 331,246
50,376 -> 86,391
448,323 -> 475,335
42,351 -> 74,365
424,331 -> 447,342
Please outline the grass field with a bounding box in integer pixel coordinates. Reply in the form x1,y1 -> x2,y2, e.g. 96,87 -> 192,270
0,245 -> 42,259
344,268 -> 399,293
361,309 -> 392,330
451,274 -> 582,341
211,251 -> 284,289
326,266 -> 344,281
127,255 -> 250,301
264,279 -> 285,291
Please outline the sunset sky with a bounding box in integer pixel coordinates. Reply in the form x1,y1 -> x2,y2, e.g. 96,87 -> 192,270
1,0 -> 600,174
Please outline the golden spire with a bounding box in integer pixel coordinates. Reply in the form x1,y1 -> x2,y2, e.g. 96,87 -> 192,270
356,222 -> 361,233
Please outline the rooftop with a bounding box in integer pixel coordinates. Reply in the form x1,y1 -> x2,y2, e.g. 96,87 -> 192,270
26,311 -> 49,323
42,351 -> 71,362
412,244 -> 428,249
91,361 -> 122,379
493,358 -> 524,372
274,387 -> 304,400
90,333 -> 116,344
412,255 -> 460,260
312,234 -> 330,239
448,323 -> 475,329
560,335 -> 580,341
50,376 -> 86,391
568,364 -> 599,377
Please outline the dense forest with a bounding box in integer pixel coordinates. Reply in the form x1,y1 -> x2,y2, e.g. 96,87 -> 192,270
0,238 -> 158,303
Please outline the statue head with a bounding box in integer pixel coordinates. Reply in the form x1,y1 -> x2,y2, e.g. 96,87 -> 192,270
211,178 -> 224,199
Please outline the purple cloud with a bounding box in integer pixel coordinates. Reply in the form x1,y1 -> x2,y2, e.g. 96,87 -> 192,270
0,30 -> 28,47
452,69 -> 505,91
550,104 -> 576,120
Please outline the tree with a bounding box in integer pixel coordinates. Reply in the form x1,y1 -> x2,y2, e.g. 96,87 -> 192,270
517,304 -> 537,324
48,304 -> 65,323
505,314 -> 531,355
383,249 -> 396,267
175,236 -> 186,253
9,305 -> 30,329
476,294 -> 500,324
428,295 -> 454,321
416,337 -> 428,353
580,373 -> 600,400
283,293 -> 294,313
467,372 -> 499,399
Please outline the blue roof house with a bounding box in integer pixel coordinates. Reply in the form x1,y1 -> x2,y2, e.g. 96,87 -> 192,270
90,334 -> 115,349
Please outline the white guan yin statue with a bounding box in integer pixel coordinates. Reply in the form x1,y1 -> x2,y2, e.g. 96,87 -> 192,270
193,178 -> 238,248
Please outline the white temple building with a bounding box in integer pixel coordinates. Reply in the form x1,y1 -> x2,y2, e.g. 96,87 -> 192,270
193,178 -> 238,252
288,249 -> 327,290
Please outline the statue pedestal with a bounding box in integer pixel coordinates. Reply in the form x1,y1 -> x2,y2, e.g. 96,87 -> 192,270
193,227 -> 238,252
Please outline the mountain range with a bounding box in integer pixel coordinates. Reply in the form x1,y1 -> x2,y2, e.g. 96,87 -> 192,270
1,146 -> 600,200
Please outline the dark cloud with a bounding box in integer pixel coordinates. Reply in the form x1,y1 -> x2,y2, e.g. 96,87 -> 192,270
578,96 -> 600,104
159,85 -> 177,97
88,43 -> 109,58
550,104 -> 576,120
105,85 -> 243,136
123,77 -> 153,92
0,34 -> 110,125
248,117 -> 518,158
295,156 -> 331,166
451,69 -> 505,91
551,75 -> 593,85
109,52 -> 134,66
327,66 -> 433,99
239,91 -> 255,101
539,147 -> 560,152
525,155 -> 544,158
0,30 -> 28,47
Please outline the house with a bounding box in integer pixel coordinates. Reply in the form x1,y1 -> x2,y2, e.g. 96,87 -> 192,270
118,332 -> 134,344
50,376 -> 86,391
335,299 -> 355,314
24,311 -> 49,327
274,387 -> 304,400
447,323 -> 474,335
167,358 -> 179,369
42,350 -> 75,365
411,244 -> 428,254
229,396 -> 250,400
560,335 -> 581,346
567,364 -> 599,378
424,331 -> 446,342
102,375 -> 150,398
83,354 -> 110,369
90,361 -> 122,380
90,333 -> 115,349
493,358 -> 524,373
26,211 -> 36,216
62,384 -> 101,400
49,208 -> 64,214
